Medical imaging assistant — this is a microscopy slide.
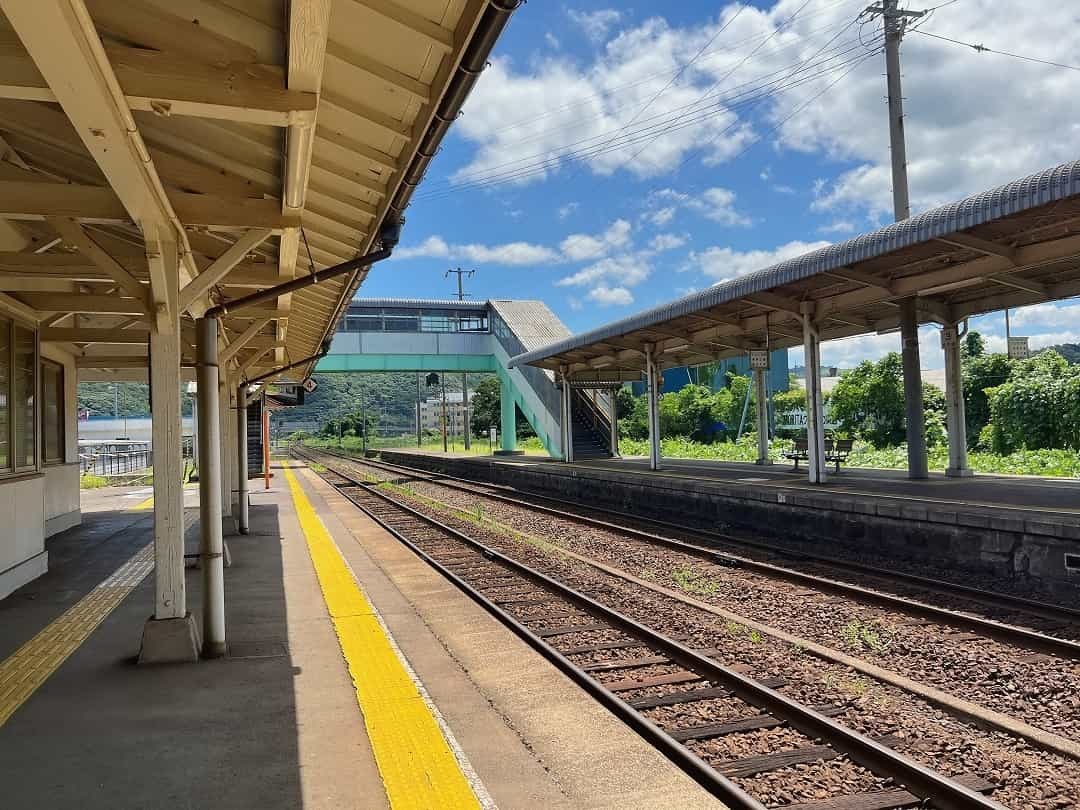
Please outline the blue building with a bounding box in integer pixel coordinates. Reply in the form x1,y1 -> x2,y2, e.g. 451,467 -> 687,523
631,349 -> 790,397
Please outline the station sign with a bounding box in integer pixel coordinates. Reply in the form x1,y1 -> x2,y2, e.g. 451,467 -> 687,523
301,377 -> 319,394
748,349 -> 770,370
1007,336 -> 1030,360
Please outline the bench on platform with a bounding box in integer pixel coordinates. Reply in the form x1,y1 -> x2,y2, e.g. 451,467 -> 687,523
785,437 -> 854,472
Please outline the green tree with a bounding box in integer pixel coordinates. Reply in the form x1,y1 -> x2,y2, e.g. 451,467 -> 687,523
470,376 -> 500,436
961,330 -> 986,359
962,351 -> 1012,446
988,350 -> 1080,452
829,353 -> 944,447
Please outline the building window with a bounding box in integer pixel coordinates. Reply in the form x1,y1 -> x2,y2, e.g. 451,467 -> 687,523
0,317 -> 9,471
42,358 -> 64,465
0,318 -> 39,475
13,324 -> 36,470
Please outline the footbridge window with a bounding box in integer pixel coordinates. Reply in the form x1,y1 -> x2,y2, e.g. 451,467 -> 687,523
341,306 -> 489,334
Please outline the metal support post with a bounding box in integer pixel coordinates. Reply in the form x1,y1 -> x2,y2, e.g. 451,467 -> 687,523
462,372 -> 471,451
560,371 -> 574,463
218,374 -> 233,517
899,297 -> 929,479
196,316 -> 227,658
942,322 -> 972,477
498,373 -> 517,454
416,373 -> 422,447
237,385 -> 249,534
754,368 -> 771,465
645,346 -> 661,471
608,386 -> 620,457
801,312 -> 827,484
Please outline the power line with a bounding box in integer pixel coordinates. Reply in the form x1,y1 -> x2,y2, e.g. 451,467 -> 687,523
415,40 -> 881,200
912,29 -> 1080,72
426,37 -> 874,193
475,0 -> 865,140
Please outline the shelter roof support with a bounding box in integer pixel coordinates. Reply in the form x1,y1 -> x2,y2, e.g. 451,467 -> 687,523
802,311 -> 827,484
942,322 -> 972,478
559,370 -> 574,463
899,298 -> 929,479
609,388 -> 620,457
754,367 -> 771,466
197,316 -> 226,658
645,346 -> 661,472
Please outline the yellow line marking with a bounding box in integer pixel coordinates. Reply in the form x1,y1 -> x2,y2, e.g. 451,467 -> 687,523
133,496 -> 154,510
282,464 -> 485,810
0,544 -> 155,727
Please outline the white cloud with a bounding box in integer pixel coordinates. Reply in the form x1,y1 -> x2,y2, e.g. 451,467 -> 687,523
567,8 -> 622,43
649,206 -> 676,226
560,218 -> 632,261
452,1 -> 1079,212
649,233 -> 687,252
544,32 -> 560,50
557,201 -> 579,220
393,235 -> 559,265
588,285 -> 634,306
819,219 -> 856,235
689,239 -> 830,282
645,186 -> 751,227
556,254 -> 651,288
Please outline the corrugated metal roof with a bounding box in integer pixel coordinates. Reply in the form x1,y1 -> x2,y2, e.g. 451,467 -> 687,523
347,297 -> 488,310
509,159 -> 1080,368
489,299 -> 572,352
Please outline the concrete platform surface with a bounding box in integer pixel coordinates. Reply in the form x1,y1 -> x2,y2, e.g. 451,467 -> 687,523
0,469 -> 721,809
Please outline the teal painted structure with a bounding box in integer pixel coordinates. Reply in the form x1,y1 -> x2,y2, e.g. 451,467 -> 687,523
314,299 -> 568,457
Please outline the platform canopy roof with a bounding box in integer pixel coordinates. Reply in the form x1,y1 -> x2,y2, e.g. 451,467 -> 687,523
510,161 -> 1080,382
0,0 -> 514,381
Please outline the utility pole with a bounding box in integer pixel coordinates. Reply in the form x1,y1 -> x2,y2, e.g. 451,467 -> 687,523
866,0 -> 928,478
865,0 -> 924,220
445,267 -> 475,301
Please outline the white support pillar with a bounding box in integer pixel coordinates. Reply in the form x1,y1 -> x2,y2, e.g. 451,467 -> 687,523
565,373 -> 574,466
237,385 -> 249,534
139,237 -> 199,664
218,373 -> 234,519
197,316 -> 227,658
801,310 -> 827,484
608,386 -> 620,457
942,323 -> 973,478
645,345 -> 662,471
754,368 -> 771,466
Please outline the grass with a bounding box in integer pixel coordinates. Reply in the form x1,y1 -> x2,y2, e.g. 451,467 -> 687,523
79,473 -> 110,489
617,433 -> 1080,478
841,619 -> 891,654
670,563 -> 721,597
303,434 -> 549,457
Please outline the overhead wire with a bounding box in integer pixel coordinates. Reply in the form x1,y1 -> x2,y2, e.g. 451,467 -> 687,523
477,0 -> 866,139
911,29 -> 1080,72
413,42 -> 881,201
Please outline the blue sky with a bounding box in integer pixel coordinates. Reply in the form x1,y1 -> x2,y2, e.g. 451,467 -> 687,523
360,0 -> 1080,369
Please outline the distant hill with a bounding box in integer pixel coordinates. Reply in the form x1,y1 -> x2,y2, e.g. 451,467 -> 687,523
79,382 -> 194,418
1040,344 -> 1080,365
276,370 -> 494,434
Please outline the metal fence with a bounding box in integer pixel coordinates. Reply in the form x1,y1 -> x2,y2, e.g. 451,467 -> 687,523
78,437 -> 193,477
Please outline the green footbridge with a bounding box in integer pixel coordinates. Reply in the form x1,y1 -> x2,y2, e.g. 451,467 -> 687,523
316,298 -> 570,456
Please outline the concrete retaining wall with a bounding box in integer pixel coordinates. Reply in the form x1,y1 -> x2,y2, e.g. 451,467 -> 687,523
379,451 -> 1080,597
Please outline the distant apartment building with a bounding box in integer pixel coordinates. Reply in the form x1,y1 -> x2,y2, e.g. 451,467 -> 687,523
419,391 -> 474,435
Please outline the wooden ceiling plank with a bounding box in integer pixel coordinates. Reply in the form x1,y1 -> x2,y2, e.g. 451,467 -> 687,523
350,0 -> 454,53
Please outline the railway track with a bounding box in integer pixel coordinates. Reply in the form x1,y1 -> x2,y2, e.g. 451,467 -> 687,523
297,447 -> 1080,658
306,458 -> 1003,810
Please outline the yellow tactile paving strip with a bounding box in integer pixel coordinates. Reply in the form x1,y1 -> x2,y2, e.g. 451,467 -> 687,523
282,463 -> 486,810
0,543 -> 154,727
0,506 -> 197,728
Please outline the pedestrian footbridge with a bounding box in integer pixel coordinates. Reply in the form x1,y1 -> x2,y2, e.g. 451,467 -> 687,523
317,298 -> 615,458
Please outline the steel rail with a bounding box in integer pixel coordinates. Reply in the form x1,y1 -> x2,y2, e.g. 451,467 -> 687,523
307,455 -> 1003,810
299,447 -> 1080,660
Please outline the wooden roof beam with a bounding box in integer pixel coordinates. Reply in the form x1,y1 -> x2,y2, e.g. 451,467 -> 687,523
935,232 -> 1017,262
0,38 -> 317,127
352,0 -> 454,53
48,216 -> 151,313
